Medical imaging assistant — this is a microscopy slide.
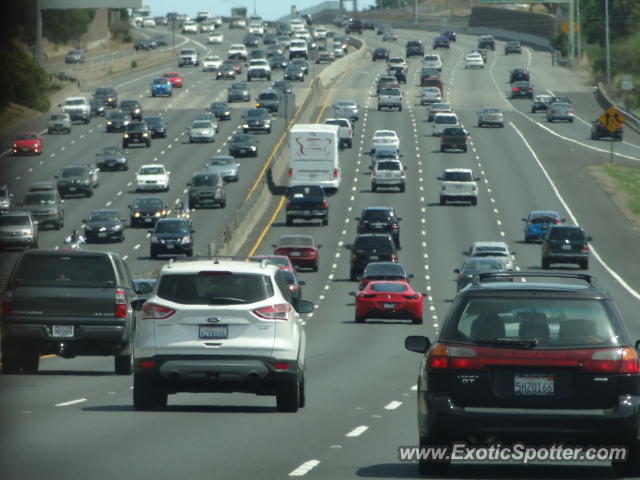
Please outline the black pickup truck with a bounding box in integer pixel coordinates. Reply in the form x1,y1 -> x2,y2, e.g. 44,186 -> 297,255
1,250 -> 140,374
286,185 -> 329,226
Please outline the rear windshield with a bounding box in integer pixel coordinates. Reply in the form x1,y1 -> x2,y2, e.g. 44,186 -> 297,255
50,114 -> 67,120
461,259 -> 505,273
355,236 -> 393,252
278,236 -> 313,247
156,273 -> 272,304
15,133 -> 37,140
548,228 -> 584,240
325,119 -> 348,127
259,93 -> 278,101
365,263 -> 404,276
424,55 -> 439,61
530,215 -> 559,224
435,116 -> 457,124
192,121 -> 211,129
88,212 -> 120,223
441,298 -> 622,348
139,166 -> 164,175
362,210 -> 392,221
370,283 -> 408,293
24,193 -> 57,205
13,254 -> 115,286
192,174 -> 218,187
377,161 -> 400,170
289,185 -> 324,197
0,215 -> 29,226
443,171 -> 472,182
132,198 -> 163,209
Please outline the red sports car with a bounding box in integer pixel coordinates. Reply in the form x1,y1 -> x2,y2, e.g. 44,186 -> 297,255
272,235 -> 320,271
163,72 -> 183,88
12,132 -> 43,155
251,254 -> 295,271
352,280 -> 424,324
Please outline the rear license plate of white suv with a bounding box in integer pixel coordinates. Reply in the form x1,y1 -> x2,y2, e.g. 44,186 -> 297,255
514,374 -> 554,396
199,325 -> 228,339
52,325 -> 74,337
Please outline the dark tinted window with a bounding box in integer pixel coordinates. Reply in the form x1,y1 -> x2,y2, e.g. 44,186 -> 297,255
157,273 -> 272,304
288,185 -> 324,197
88,212 -> 120,222
370,283 -> 407,293
443,128 -> 466,136
0,215 -> 30,226
192,174 -> 218,187
24,193 -> 57,205
355,236 -> 393,252
443,171 -> 472,182
127,123 -> 147,132
247,109 -> 267,119
278,236 -> 313,247
376,161 -> 400,170
14,254 -> 115,286
60,167 -> 88,177
461,259 -> 505,273
548,228 -> 585,241
364,263 -> 404,276
362,209 -> 392,221
15,133 -> 38,140
154,221 -> 189,234
258,93 -> 278,101
132,198 -> 163,209
144,117 -> 163,126
442,298 -> 621,348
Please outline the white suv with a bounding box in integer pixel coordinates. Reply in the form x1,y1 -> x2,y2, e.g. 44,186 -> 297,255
371,158 -> 407,192
133,259 -> 314,412
438,168 -> 478,206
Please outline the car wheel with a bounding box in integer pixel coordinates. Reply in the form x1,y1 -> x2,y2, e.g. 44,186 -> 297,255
613,443 -> 640,477
463,145 -> 468,152
133,375 -> 168,410
220,199 -> 226,208
188,201 -> 195,210
114,350 -> 133,375
322,217 -> 328,226
87,189 -> 93,198
470,198 -> 477,206
350,270 -> 357,282
542,258 -> 550,269
440,197 -> 446,206
399,183 -> 405,193
286,216 -> 293,226
48,129 -> 53,134
412,316 -> 423,325
371,183 -> 377,192
524,236 -> 531,243
580,260 -> 589,270
298,375 -> 306,408
276,373 -> 300,412
186,249 -> 194,257
150,250 -> 158,259
355,315 -> 365,324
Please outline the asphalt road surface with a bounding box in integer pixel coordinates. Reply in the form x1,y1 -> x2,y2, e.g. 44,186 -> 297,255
1,22 -> 640,480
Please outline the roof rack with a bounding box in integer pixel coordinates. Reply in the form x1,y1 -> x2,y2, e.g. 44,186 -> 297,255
473,272 -> 597,286
166,255 -> 276,269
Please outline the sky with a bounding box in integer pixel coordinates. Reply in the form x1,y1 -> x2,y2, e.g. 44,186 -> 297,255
144,0 -> 375,21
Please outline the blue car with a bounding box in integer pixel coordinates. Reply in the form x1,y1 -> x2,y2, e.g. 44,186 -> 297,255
151,78 -> 173,97
522,210 -> 565,242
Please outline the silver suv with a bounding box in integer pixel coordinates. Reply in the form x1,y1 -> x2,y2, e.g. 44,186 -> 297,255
133,259 -> 314,411
371,159 -> 407,192
47,113 -> 71,134
0,211 -> 38,249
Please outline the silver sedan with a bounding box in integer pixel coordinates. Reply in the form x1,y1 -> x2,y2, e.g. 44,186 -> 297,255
188,120 -> 215,143
477,107 -> 504,128
331,100 -> 360,122
207,155 -> 239,182
546,102 -> 575,123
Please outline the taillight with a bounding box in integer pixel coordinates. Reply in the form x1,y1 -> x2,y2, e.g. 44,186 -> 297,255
142,302 -> 175,320
359,293 -> 376,298
252,303 -> 291,320
351,253 -> 358,262
513,87 -> 518,92
544,243 -> 551,251
2,288 -> 12,316
391,253 -> 398,262
322,201 -> 328,209
391,223 -> 398,229
275,248 -> 286,255
286,199 -> 291,208
403,293 -> 421,300
288,284 -> 299,291
271,362 -> 290,371
115,288 -> 127,318
582,243 -> 589,252
621,348 -> 640,374
333,168 -> 338,178
583,348 -> 640,374
287,168 -> 292,177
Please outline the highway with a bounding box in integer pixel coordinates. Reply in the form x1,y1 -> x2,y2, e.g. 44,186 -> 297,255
1,21 -> 640,480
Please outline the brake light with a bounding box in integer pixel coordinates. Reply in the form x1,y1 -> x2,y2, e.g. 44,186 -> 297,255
275,248 -> 286,255
582,243 -> 589,252
288,284 -> 299,292
252,303 -> 291,320
359,293 -> 376,298
286,199 -> 291,208
140,360 -> 156,369
322,201 -> 328,209
348,129 -> 352,135
513,87 -> 518,92
333,168 -> 339,178
351,253 -> 358,262
403,293 -> 421,300
287,168 -> 292,177
2,289 -> 12,316
620,348 -> 640,374
142,302 -> 175,320
115,288 -> 127,318
271,362 -> 290,371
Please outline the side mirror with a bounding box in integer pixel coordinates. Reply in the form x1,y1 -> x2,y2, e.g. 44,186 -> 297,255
295,299 -> 315,313
131,298 -> 146,311
54,175 -> 59,179
521,218 -> 527,222
33,220 -> 39,225
186,182 -> 191,186
348,291 -> 356,296
475,177 -> 480,181
635,339 -> 640,352
317,244 -> 322,248
462,251 -> 469,256
271,244 -> 276,248
586,236 -> 593,242
436,176 -> 443,180
127,205 -> 131,208
408,273 -> 414,279
405,335 -> 431,354
82,219 -> 87,223
354,217 -> 361,220
561,218 -> 567,223
298,280 -> 306,286
191,229 -> 196,233
403,166 -> 408,170
148,230 -> 153,234
397,217 -> 403,221
454,268 -> 460,274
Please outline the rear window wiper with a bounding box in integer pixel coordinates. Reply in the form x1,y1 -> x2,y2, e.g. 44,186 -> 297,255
207,297 -> 247,305
474,338 -> 538,349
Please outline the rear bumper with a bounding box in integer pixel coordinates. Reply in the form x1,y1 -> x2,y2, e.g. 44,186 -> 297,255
420,392 -> 640,442
0,235 -> 34,247
134,355 -> 300,394
544,252 -> 588,264
286,208 -> 328,220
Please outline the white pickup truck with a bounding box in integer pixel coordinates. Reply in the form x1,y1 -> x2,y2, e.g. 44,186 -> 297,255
61,97 -> 91,124
377,88 -> 402,111
438,168 -> 479,206
178,48 -> 199,67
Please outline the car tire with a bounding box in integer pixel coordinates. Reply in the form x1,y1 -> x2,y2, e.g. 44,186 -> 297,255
470,198 -> 477,206
133,375 -> 167,410
87,189 -> 93,198
276,374 -> 300,412
418,436 -> 450,475
322,217 -> 328,226
613,443 -> 640,477
478,122 -> 482,128
542,258 -> 550,269
580,260 -> 589,270
399,183 -> 405,193
48,128 -> 53,134
150,250 -> 158,259
440,146 -> 445,152
220,199 -> 226,208
463,145 -> 468,153
524,236 -> 531,243
371,183 -> 377,192
350,270 -> 357,282
298,375 -> 306,408
286,216 -> 293,226
186,249 -> 194,257
412,316 -> 423,325
355,315 -> 365,324
440,197 -> 446,206
114,351 -> 133,375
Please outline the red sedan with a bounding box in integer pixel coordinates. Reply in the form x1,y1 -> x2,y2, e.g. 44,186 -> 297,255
352,280 -> 424,324
12,132 -> 43,155
251,254 -> 295,271
272,235 -> 321,272
163,72 -> 183,88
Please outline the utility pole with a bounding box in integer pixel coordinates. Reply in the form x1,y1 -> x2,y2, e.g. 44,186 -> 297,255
568,0 -> 575,65
605,0 -> 611,85
576,0 -> 581,61
413,0 -> 417,24
35,0 -> 43,66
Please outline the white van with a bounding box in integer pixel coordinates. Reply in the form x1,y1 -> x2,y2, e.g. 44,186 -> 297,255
288,124 -> 341,192
432,112 -> 459,136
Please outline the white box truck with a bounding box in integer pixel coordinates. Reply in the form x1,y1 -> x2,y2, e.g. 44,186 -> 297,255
288,124 -> 341,192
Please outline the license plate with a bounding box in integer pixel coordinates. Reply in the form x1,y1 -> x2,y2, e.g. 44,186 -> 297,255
369,255 -> 379,260
562,244 -> 571,250
69,187 -> 77,192
384,303 -> 395,309
514,374 -> 554,396
199,324 -> 228,339
52,325 -> 74,337
303,210 -> 312,215
98,232 -> 107,238
240,149 -> 246,154
22,147 -> 29,152
133,138 -> 139,142
290,251 -> 301,257
166,244 -> 174,249
144,218 -> 152,222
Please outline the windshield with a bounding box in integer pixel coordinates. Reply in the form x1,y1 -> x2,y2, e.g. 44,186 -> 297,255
0,215 -> 29,226
153,79 -> 168,84
191,121 -> 211,129
362,210 -> 392,222
278,236 -> 313,247
442,298 -> 621,348
109,112 -> 126,119
89,212 -> 120,223
247,110 -> 265,119
370,283 -> 408,293
155,221 -> 189,234
232,134 -> 251,143
210,157 -> 233,166
24,193 -> 56,205
548,228 -> 585,241
435,115 -> 457,124
98,147 -> 121,156
483,108 -> 501,114
13,254 -> 115,287
50,114 -> 67,120
144,117 -> 162,126
365,263 -> 404,276
15,133 -> 37,140
530,214 -> 559,224
192,174 -> 218,187
289,185 -> 324,197
355,236 -> 393,252
259,93 -> 277,101
139,167 -> 165,175
61,167 -> 87,177
443,171 -> 472,181
133,198 -> 163,209
157,273 -> 271,305
65,99 -> 85,105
